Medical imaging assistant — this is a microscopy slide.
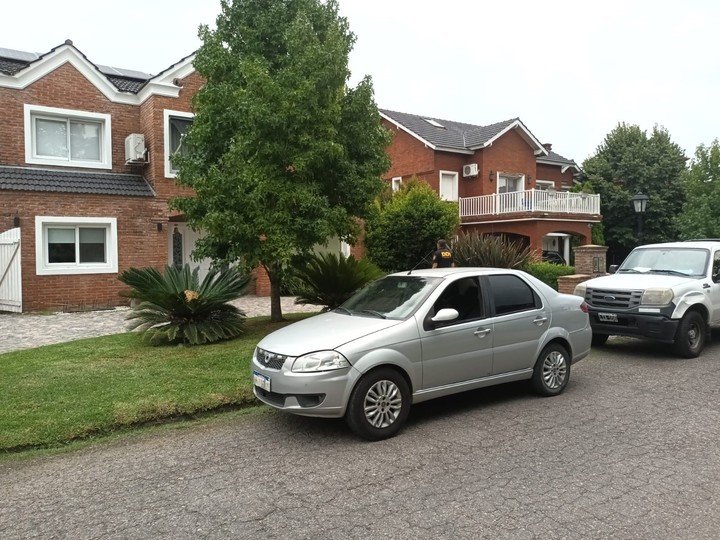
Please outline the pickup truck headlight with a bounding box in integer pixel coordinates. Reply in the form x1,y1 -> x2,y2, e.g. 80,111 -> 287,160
574,283 -> 587,297
641,288 -> 674,306
291,350 -> 351,372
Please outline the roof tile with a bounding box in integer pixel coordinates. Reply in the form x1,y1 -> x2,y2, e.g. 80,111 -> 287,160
0,166 -> 154,197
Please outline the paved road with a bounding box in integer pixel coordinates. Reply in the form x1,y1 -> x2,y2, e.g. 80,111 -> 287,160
2,337 -> 720,539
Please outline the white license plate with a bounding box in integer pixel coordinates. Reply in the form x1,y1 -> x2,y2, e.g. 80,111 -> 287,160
253,371 -> 271,392
598,312 -> 618,323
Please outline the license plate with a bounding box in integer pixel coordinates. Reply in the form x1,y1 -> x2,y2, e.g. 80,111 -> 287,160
598,312 -> 618,323
253,371 -> 271,392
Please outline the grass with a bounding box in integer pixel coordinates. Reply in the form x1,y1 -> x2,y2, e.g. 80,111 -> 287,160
0,313 -> 313,454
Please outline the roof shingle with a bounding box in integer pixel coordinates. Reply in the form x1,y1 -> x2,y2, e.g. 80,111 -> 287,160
0,166 -> 154,197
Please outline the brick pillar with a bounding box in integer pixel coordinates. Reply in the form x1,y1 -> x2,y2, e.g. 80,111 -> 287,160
557,244 -> 608,295
253,266 -> 271,296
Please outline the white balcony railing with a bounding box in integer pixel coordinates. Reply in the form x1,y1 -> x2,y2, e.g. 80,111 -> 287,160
458,189 -> 600,218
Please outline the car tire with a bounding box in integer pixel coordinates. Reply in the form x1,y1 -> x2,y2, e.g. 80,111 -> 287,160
673,311 -> 707,358
531,343 -> 571,397
346,368 -> 411,441
592,333 -> 609,346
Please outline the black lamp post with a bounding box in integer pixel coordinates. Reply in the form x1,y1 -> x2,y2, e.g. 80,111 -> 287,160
631,192 -> 649,244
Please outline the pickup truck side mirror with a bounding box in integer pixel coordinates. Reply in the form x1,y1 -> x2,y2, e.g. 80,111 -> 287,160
609,265 -> 619,274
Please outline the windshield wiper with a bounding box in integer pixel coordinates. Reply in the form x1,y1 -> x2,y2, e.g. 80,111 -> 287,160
650,269 -> 690,276
334,306 -> 353,315
617,268 -> 640,273
358,310 -> 386,319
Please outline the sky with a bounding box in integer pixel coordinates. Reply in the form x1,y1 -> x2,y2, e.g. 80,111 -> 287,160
4,0 -> 720,164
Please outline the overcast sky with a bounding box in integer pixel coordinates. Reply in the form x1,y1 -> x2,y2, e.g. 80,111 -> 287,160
4,0 -> 719,164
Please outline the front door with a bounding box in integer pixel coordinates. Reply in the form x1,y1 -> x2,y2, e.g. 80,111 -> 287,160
419,277 -> 493,388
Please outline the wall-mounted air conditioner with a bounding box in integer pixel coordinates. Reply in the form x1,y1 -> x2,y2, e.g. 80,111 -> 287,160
463,163 -> 479,178
125,133 -> 148,164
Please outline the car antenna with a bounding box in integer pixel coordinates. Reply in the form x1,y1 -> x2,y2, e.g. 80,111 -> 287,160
407,249 -> 435,275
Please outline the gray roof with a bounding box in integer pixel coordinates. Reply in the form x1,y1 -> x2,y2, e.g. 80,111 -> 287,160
0,166 -> 154,197
380,109 -> 578,169
0,45 -> 152,94
380,109 -> 520,151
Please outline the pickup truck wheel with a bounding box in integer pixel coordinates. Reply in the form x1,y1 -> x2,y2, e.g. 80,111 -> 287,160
592,333 -> 609,346
531,343 -> 570,396
346,368 -> 410,441
673,311 -> 706,358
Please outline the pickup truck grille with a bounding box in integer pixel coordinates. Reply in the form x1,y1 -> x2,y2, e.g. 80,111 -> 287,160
585,288 -> 643,309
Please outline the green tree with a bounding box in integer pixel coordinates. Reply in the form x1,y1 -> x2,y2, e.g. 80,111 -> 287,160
582,123 -> 687,265
676,140 -> 720,239
171,0 -> 391,321
365,179 -> 460,272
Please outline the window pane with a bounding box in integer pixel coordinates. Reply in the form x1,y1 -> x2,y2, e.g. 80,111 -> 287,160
35,118 -> 68,158
48,228 -> 76,263
79,227 -> 106,263
489,275 -> 538,315
170,117 -> 192,154
70,121 -> 101,161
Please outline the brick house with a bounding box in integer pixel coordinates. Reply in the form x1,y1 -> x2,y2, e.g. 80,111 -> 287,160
0,41 -> 210,312
380,110 -> 601,262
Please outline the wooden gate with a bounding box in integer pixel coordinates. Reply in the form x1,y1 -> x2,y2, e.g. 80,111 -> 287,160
0,228 -> 22,313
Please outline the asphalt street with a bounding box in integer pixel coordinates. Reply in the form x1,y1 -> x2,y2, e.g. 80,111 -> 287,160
2,336 -> 719,539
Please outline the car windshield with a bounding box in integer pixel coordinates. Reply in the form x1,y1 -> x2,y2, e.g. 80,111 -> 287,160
618,248 -> 709,277
339,275 -> 442,320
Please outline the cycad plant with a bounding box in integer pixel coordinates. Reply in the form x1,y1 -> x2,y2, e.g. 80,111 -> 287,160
452,232 -> 532,269
293,253 -> 384,311
118,264 -> 250,346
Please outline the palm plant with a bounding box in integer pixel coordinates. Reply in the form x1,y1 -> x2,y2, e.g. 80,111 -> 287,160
292,253 -> 384,310
118,264 -> 250,346
452,232 -> 532,269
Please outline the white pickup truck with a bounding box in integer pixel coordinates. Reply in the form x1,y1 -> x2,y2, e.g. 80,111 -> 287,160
574,240 -> 720,357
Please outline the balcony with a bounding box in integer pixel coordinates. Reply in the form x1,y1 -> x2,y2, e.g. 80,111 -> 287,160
459,189 -> 600,219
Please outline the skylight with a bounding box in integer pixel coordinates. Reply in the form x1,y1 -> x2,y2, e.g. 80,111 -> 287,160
423,118 -> 445,128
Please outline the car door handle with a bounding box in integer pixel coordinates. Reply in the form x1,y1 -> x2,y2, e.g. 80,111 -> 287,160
473,328 -> 491,338
533,316 -> 548,326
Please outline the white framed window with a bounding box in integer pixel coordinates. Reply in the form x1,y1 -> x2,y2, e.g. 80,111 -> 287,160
497,173 -> 525,194
535,180 -> 555,191
164,109 -> 194,177
24,105 -> 112,169
439,170 -> 458,202
35,216 -> 118,275
391,177 -> 402,191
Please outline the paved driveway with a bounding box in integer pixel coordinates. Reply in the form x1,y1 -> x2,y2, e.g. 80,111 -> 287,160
2,337 -> 720,539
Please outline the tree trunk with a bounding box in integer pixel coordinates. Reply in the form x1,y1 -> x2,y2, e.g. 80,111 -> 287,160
269,272 -> 284,322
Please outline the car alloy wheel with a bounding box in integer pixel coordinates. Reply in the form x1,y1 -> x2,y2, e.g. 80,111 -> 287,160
532,343 -> 570,396
364,380 -> 402,428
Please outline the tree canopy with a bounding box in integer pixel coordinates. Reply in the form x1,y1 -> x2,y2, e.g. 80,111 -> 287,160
171,0 -> 391,321
581,123 -> 687,265
365,179 -> 460,272
676,140 -> 720,240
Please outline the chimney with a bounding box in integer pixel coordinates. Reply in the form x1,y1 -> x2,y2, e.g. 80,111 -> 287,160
543,143 -> 553,152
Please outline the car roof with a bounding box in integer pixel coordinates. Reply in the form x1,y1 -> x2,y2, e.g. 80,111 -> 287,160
636,241 -> 720,250
392,267 -> 520,278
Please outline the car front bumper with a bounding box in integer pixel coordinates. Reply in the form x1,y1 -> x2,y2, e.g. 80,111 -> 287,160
251,355 -> 361,418
588,309 -> 679,342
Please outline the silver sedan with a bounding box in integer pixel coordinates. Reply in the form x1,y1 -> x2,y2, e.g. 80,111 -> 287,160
252,268 -> 591,440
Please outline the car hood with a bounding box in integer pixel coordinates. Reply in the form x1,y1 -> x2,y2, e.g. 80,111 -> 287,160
256,311 -> 403,357
583,273 -> 699,289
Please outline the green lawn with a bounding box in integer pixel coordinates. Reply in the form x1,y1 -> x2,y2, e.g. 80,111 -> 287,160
0,313 -> 312,453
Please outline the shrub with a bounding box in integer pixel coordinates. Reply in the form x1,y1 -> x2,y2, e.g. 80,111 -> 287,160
526,261 -> 576,290
118,264 -> 250,346
292,252 -> 384,310
452,232 -> 533,269
365,179 -> 460,272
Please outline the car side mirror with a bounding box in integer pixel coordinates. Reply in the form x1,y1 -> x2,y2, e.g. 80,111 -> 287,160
609,265 -> 619,274
431,308 -> 459,323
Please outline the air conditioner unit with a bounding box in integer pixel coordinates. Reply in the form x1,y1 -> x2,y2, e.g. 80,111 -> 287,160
124,133 -> 147,163
463,163 -> 479,177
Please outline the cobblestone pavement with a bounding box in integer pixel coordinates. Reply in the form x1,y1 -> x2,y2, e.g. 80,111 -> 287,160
0,297 -> 321,355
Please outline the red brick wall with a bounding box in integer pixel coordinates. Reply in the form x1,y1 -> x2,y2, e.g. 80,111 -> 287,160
381,119 -> 435,184
482,129 -> 537,192
0,191 -> 167,311
536,163 -> 575,190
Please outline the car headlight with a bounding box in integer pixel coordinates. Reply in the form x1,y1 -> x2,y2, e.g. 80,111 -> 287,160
574,283 -> 587,298
641,288 -> 674,306
291,350 -> 351,373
